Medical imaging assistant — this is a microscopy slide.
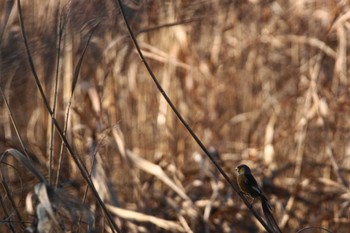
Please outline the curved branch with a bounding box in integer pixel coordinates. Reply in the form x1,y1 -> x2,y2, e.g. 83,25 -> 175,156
113,0 -> 276,232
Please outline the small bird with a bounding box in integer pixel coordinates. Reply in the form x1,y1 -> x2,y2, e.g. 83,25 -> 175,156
236,164 -> 281,233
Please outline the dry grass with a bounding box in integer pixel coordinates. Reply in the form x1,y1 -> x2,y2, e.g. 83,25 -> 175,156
1,0 -> 350,232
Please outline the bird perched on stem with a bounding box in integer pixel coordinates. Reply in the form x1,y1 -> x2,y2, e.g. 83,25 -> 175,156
236,164 -> 281,233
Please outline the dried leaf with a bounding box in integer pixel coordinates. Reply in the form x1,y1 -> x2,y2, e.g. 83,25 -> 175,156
107,204 -> 185,232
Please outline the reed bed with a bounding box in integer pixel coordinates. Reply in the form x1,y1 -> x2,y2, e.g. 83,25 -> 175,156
0,0 -> 349,232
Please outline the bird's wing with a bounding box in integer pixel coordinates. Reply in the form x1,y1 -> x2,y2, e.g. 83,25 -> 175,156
244,174 -> 263,197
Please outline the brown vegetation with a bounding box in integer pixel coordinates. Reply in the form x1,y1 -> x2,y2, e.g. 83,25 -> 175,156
1,0 -> 350,232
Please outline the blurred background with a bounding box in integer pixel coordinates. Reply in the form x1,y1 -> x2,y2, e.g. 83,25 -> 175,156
0,0 -> 349,232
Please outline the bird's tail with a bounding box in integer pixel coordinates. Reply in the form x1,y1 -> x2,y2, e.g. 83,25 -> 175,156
261,197 -> 282,233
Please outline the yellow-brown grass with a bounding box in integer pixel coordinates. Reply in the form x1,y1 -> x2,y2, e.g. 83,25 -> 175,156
0,0 -> 349,232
